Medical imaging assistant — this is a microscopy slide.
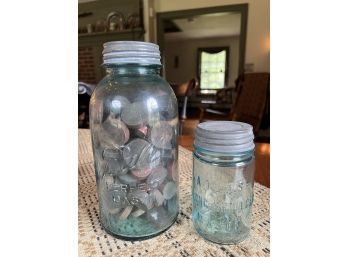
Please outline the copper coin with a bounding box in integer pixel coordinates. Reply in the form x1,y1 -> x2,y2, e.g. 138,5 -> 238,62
131,167 -> 152,179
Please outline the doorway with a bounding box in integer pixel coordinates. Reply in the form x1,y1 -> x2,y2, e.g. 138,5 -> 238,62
156,4 -> 248,88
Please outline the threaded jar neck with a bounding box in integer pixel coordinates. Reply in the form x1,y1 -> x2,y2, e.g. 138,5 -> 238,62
193,145 -> 254,167
105,64 -> 161,76
193,121 -> 255,166
102,41 -> 161,66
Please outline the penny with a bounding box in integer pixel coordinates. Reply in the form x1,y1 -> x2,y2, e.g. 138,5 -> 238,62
134,126 -> 148,139
131,167 -> 152,179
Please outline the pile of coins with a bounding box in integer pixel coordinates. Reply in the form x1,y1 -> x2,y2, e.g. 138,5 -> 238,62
95,95 -> 178,228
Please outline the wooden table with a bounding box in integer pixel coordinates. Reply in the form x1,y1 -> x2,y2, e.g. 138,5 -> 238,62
179,135 -> 270,188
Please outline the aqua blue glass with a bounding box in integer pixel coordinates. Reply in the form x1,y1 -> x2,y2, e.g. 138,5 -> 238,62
192,121 -> 255,244
89,41 -> 179,240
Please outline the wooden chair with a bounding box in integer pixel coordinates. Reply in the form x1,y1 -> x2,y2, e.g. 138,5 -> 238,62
199,72 -> 270,135
170,78 -> 198,134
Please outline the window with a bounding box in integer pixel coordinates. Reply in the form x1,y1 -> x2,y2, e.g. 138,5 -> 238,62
198,47 -> 229,92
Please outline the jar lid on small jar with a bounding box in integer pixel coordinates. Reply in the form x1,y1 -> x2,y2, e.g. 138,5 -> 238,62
102,41 -> 161,65
194,121 -> 255,153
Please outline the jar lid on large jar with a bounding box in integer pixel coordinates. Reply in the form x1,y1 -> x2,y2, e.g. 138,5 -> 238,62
194,121 -> 255,153
102,41 -> 161,65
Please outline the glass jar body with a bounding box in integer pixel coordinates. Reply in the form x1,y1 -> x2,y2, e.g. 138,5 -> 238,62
90,64 -> 179,239
192,146 -> 255,244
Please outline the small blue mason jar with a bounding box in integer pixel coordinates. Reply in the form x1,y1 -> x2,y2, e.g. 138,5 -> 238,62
192,121 -> 255,244
89,41 -> 179,240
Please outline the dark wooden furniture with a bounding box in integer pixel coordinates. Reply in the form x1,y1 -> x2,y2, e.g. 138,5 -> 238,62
199,72 -> 270,135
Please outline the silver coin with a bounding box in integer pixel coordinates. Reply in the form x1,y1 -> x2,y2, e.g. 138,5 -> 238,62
121,101 -> 149,128
109,95 -> 130,116
122,138 -> 149,168
150,122 -> 173,149
136,143 -> 161,169
102,148 -> 122,160
128,190 -> 154,211
99,117 -> 130,147
118,173 -> 139,186
146,167 -> 168,189
162,181 -> 177,200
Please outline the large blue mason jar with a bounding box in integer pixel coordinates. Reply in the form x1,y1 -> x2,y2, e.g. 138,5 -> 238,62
89,41 -> 179,240
192,121 -> 255,244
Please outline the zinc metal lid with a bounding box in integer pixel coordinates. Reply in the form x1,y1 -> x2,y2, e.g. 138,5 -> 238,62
194,121 -> 255,153
102,41 -> 161,65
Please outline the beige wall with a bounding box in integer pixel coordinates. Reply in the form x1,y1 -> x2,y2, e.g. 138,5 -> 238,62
164,36 -> 240,86
150,0 -> 270,73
